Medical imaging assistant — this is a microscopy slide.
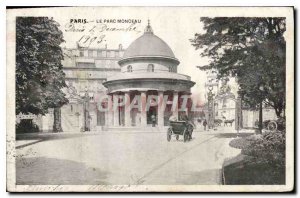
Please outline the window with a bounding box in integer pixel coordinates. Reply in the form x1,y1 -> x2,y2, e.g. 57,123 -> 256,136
79,50 -> 84,57
106,51 -> 110,57
97,110 -> 105,126
97,51 -> 102,57
88,50 -> 93,57
222,98 -> 227,108
106,60 -> 111,68
169,66 -> 175,72
76,62 -> 95,68
70,105 -> 73,112
101,60 -> 107,68
147,64 -> 154,72
110,51 -> 115,57
127,65 -> 132,72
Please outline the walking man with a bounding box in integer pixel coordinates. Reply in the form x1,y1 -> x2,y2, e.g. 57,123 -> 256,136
203,119 -> 207,131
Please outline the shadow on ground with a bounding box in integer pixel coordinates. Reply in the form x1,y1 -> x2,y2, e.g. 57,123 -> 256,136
213,132 -> 254,139
16,133 -> 99,149
16,157 -> 109,185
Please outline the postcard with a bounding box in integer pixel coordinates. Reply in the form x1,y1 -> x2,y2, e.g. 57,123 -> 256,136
6,6 -> 294,192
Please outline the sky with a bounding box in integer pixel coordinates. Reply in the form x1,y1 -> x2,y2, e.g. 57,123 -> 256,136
6,7 -> 293,104
47,7 -> 211,102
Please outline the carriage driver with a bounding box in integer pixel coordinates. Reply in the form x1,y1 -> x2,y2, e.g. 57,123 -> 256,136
169,113 -> 178,122
180,112 -> 189,122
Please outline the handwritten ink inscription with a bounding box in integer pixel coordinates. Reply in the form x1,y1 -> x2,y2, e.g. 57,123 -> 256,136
65,18 -> 142,47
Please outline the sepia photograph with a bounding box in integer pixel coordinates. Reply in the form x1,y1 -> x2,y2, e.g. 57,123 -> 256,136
6,6 -> 294,192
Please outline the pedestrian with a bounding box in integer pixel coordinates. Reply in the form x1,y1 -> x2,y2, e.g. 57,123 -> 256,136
203,119 -> 207,131
151,114 -> 156,127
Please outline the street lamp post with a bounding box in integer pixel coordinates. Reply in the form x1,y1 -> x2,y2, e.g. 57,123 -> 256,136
207,86 -> 215,130
81,87 -> 90,132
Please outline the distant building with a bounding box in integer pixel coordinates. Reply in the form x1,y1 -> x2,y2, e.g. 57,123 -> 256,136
36,44 -> 125,132
203,70 -> 277,128
59,44 -> 125,131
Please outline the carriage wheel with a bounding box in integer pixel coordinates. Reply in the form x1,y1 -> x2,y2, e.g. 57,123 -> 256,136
176,135 -> 179,141
183,132 -> 188,142
167,128 -> 172,142
268,121 -> 277,131
189,131 -> 193,140
187,125 -> 193,140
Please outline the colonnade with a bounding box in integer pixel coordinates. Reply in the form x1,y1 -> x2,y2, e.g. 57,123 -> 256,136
106,91 -> 182,127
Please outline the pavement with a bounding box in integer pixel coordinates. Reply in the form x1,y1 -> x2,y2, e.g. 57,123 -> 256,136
15,126 -> 254,185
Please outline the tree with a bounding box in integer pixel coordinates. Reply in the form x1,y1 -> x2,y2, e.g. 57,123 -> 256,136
16,17 -> 68,132
190,18 -> 286,119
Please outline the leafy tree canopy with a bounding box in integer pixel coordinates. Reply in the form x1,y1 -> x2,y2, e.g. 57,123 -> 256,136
190,17 -> 286,117
16,17 -> 68,115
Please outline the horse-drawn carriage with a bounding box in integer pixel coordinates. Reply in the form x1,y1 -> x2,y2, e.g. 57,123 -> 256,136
167,121 -> 194,142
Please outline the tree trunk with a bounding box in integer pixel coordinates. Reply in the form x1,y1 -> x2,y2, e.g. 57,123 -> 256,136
274,105 -> 283,118
53,107 -> 63,132
258,101 -> 263,134
235,96 -> 243,130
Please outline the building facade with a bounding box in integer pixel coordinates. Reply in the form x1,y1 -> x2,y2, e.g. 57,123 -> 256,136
59,44 -> 125,131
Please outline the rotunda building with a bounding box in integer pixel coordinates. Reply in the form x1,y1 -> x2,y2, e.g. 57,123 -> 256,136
103,21 -> 195,128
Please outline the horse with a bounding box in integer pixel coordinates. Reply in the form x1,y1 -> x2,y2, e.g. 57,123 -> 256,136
214,119 -> 223,126
224,119 -> 235,126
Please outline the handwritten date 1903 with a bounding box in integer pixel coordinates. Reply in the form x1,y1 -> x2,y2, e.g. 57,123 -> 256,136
77,34 -> 106,47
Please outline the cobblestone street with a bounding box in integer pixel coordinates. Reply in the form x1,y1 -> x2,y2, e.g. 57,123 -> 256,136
16,128 -> 252,185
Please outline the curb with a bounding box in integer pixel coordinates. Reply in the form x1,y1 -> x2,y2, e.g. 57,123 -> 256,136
16,139 -> 44,149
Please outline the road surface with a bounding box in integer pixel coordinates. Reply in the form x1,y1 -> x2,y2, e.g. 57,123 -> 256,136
16,128 -> 247,185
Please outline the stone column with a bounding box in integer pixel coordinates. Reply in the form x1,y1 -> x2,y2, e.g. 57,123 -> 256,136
107,95 -> 114,126
113,94 -> 119,126
172,92 -> 179,120
180,94 -> 189,117
157,91 -> 164,127
140,91 -> 147,127
124,92 -> 131,126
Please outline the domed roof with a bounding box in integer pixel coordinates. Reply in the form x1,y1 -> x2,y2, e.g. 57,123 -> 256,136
123,21 -> 176,59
